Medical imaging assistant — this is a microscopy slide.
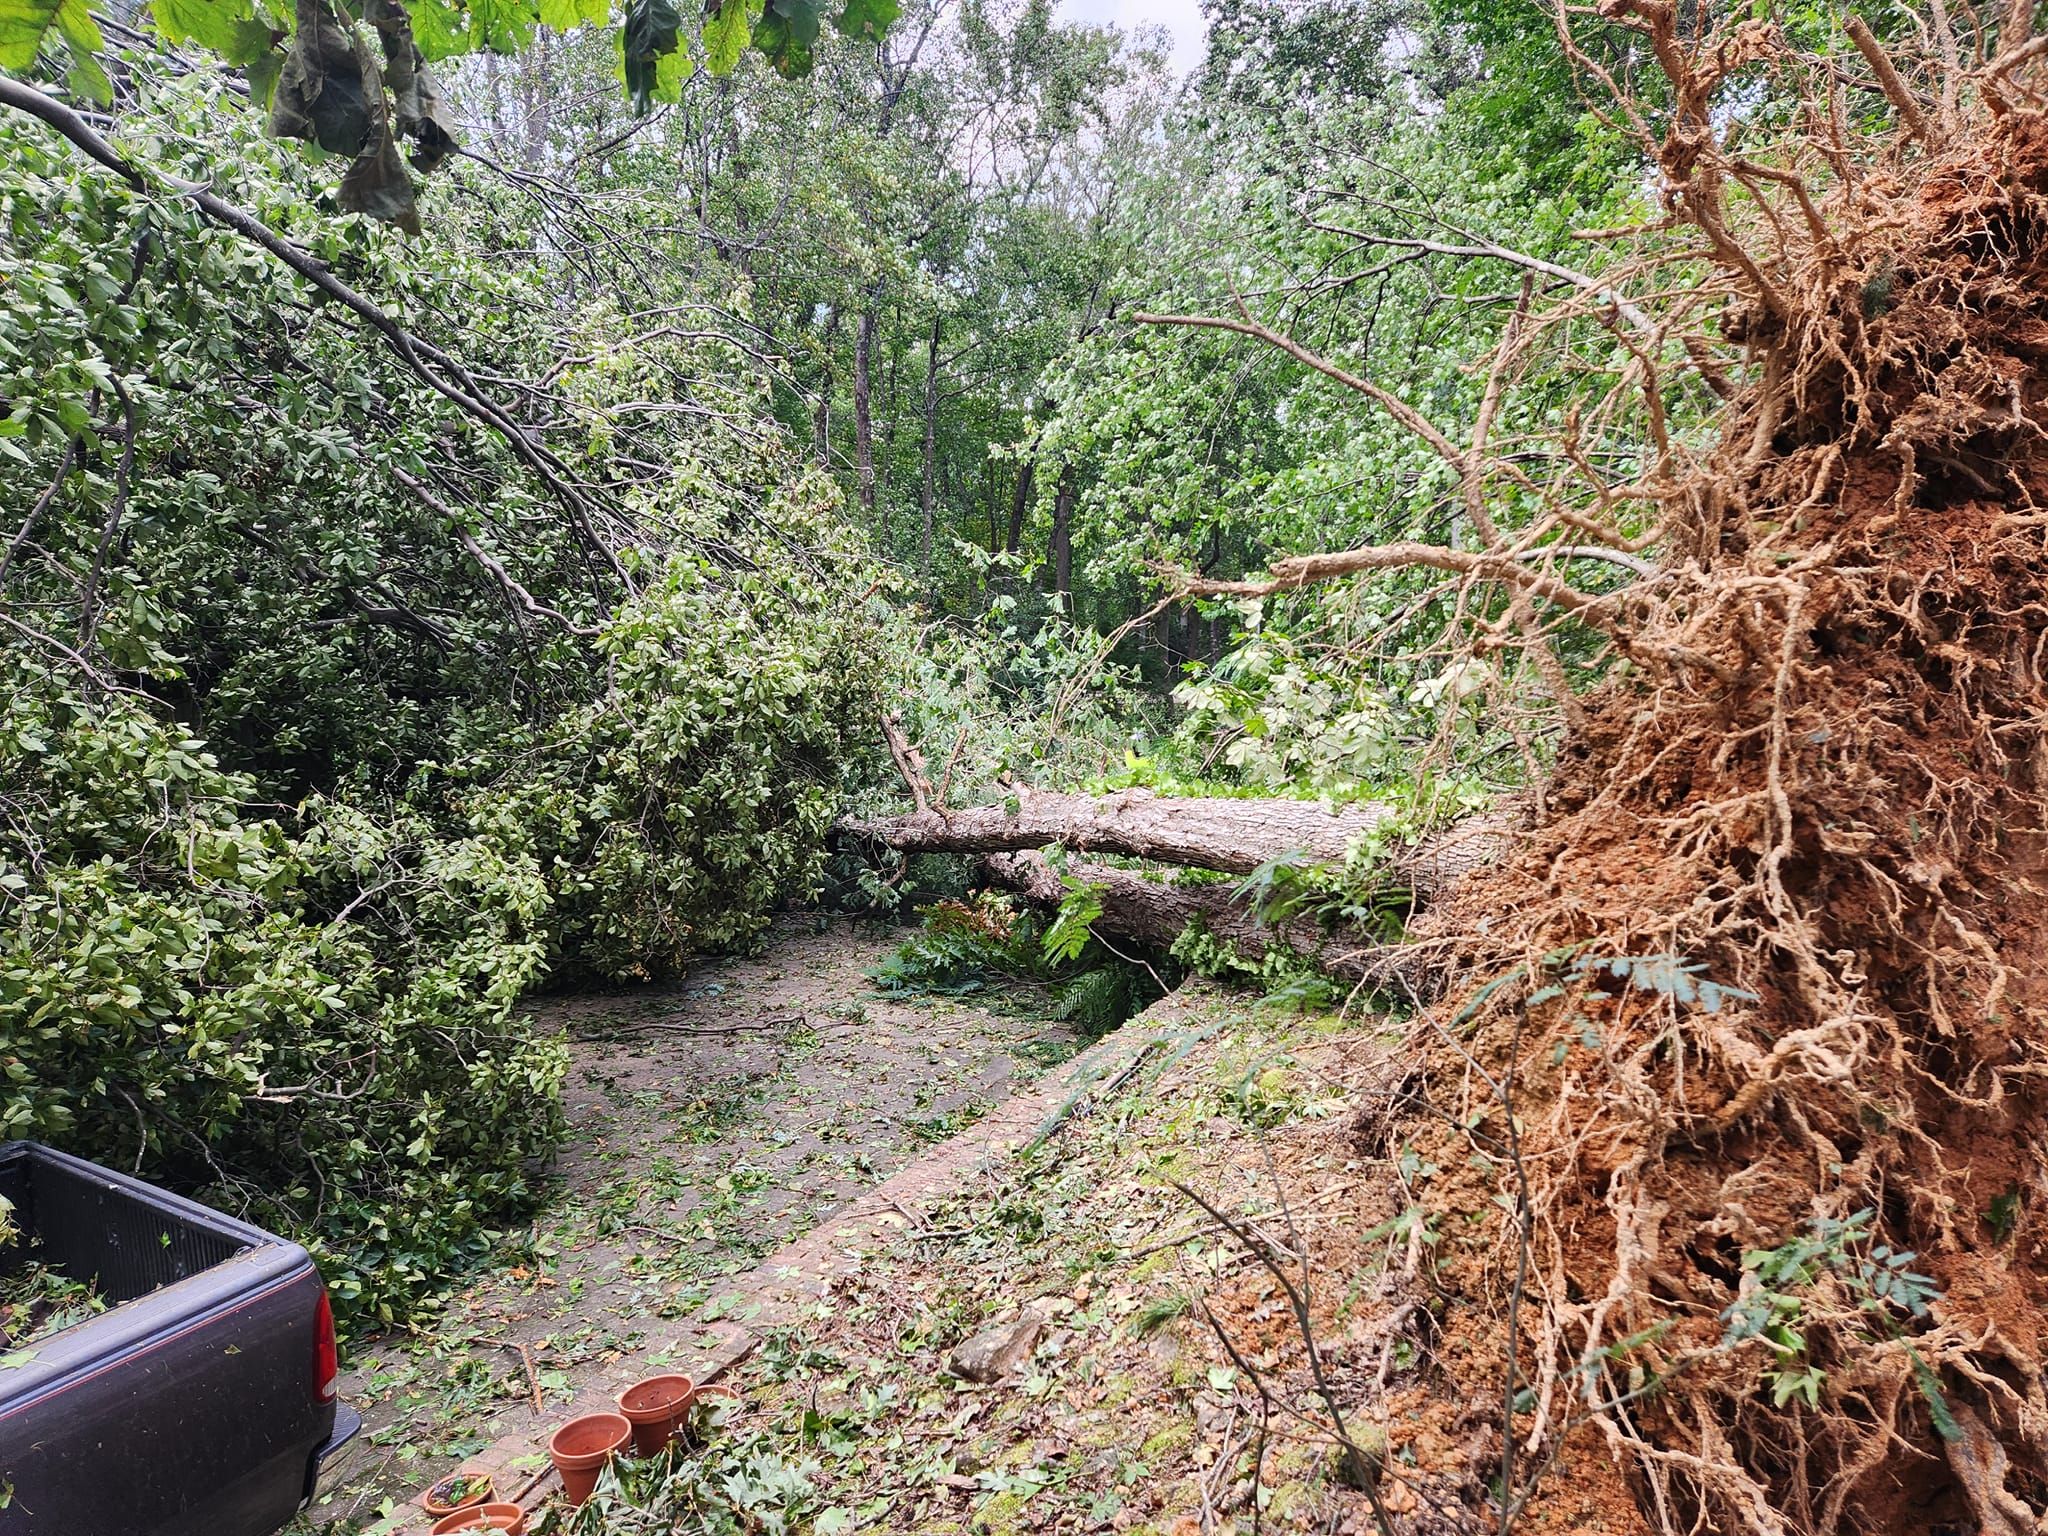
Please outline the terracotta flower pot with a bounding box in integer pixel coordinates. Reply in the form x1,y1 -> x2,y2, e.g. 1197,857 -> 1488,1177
685,1381 -> 743,1441
422,1472 -> 494,1518
616,1372 -> 695,1456
431,1503 -> 527,1534
548,1411 -> 631,1507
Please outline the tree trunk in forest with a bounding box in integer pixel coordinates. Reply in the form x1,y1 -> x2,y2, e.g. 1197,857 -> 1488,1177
920,311 -> 941,584
1050,469 -> 1074,597
518,34 -> 550,171
982,851 -> 1391,982
814,306 -> 840,467
854,299 -> 878,522
1005,455 -> 1035,557
844,787 -> 1508,897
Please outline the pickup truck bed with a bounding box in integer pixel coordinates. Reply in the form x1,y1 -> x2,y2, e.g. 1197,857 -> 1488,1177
0,1141 -> 359,1536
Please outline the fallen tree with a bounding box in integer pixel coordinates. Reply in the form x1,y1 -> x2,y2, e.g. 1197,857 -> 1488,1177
847,785 -> 1396,872
847,786 -> 1505,897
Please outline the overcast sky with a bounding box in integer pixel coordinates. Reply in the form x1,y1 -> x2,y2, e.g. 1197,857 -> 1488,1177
1060,0 -> 1209,76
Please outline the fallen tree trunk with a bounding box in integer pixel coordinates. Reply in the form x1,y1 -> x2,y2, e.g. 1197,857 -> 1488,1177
846,787 -> 1505,896
846,786 -> 1391,871
984,849 -> 1394,982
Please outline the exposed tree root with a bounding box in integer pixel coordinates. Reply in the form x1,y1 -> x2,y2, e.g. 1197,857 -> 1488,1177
1367,31 -> 2048,1536
1133,11 -> 2048,1531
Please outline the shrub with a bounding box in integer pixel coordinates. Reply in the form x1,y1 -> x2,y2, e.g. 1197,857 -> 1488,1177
0,658 -> 567,1326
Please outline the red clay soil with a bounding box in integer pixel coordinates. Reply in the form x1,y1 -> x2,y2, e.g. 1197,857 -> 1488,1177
1381,85 -> 2048,1536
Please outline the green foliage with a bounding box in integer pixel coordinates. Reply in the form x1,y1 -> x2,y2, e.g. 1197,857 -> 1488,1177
620,0 -> 682,110
868,894 -> 1043,996
1039,877 -> 1103,965
1168,918 -> 1328,1007
1721,1210 -> 1943,1414
0,1256 -> 106,1349
0,657 -> 569,1327
871,892 -> 1160,1040
468,509 -> 886,982
0,74 -> 891,1325
1986,1186 -> 2023,1241
1571,953 -> 1761,1016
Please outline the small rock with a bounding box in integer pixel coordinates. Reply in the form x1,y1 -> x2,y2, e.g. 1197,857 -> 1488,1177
948,1309 -> 1046,1382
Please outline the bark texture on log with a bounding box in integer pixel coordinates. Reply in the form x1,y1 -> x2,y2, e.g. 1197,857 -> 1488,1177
848,788 -> 1510,898
850,788 -> 1394,874
983,850 -> 1392,982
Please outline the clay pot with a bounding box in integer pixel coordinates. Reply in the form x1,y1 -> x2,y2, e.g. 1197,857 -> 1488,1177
685,1381 -> 743,1441
548,1411 -> 631,1507
431,1503 -> 527,1534
421,1472 -> 494,1518
616,1372 -> 695,1456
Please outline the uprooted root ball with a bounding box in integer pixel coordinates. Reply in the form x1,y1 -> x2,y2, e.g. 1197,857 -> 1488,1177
1388,82 -> 2048,1536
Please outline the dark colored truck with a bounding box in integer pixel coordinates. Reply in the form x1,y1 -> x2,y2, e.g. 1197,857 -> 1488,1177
0,1140 -> 359,1536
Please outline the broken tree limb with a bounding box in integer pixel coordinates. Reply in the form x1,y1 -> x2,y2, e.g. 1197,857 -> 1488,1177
845,787 -> 1512,900
880,711 -> 933,814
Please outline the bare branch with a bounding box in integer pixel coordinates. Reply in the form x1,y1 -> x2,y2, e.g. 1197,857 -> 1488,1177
1307,221 -> 1659,338
1845,16 -> 1936,143
1165,541 -> 1612,622
1131,304 -> 1470,479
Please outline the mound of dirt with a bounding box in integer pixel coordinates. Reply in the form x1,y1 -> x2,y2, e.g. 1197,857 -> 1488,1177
1384,45 -> 2048,1536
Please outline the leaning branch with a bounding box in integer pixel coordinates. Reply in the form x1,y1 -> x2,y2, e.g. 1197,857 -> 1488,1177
1306,222 -> 1659,339
1131,302 -> 1471,479
1162,541 -> 1615,623
388,466 -> 597,636
0,74 -> 629,590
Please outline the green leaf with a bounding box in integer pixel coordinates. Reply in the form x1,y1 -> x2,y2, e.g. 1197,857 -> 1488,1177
1041,877 -> 1103,965
537,0 -> 576,32
702,0 -> 747,73
0,0 -> 62,70
404,0 -> 469,59
63,43 -> 108,101
50,0 -> 97,53
753,7 -> 811,76
651,39 -> 690,100
765,0 -> 818,43
1912,1351 -> 1960,1442
150,0 -> 256,57
243,45 -> 282,106
466,0 -> 536,53
832,0 -> 894,40
619,0 -> 678,112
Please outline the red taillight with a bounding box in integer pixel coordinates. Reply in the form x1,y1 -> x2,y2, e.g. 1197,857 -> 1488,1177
312,1288 -> 339,1403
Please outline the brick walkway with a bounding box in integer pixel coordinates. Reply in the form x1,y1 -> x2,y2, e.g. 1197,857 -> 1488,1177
372,989 -> 1208,1533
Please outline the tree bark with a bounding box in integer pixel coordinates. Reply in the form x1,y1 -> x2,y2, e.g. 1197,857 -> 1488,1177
844,787 -> 1509,898
1005,453 -> 1036,557
854,298 -> 879,521
920,310 -> 941,585
983,850 -> 1392,982
1050,468 -> 1074,597
814,306 -> 840,466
